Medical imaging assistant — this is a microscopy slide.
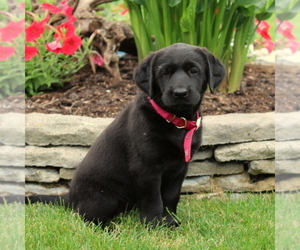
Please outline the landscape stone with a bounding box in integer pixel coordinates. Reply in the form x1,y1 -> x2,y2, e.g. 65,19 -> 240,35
181,176 -> 211,193
252,177 -> 275,192
276,141 -> 300,160
191,148 -> 214,161
202,112 -> 274,145
25,183 -> 69,196
22,112 -> 276,194
215,141 -> 275,162
0,113 -> 25,146
276,176 -> 300,192
187,161 -> 244,176
0,183 -> 24,196
214,173 -> 252,192
25,146 -> 89,168
276,112 -> 300,141
0,167 -> 24,182
248,160 -> 275,175
0,146 -> 25,167
59,168 -> 76,180
25,167 -> 60,183
26,113 -> 113,146
276,159 -> 300,174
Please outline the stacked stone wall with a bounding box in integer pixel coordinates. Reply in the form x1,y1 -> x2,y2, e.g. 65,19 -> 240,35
21,112 -> 276,195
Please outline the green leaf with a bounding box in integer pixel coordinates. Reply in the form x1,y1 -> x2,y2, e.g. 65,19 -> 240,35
128,0 -> 146,6
196,0 -> 213,14
276,0 -> 300,20
256,0 -> 275,21
167,0 -> 182,7
276,0 -> 300,12
256,11 -> 273,20
236,0 -> 267,9
277,12 -> 298,20
180,0 -> 197,32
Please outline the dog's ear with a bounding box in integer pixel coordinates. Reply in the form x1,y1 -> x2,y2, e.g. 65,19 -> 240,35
200,48 -> 226,93
133,52 -> 156,97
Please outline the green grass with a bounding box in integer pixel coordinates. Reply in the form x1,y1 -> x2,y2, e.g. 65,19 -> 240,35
276,192 -> 300,249
25,193 -> 274,250
0,202 -> 25,250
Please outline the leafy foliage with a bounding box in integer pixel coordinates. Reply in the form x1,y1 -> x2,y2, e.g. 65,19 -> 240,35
124,0 -> 275,93
25,1 -> 98,96
0,3 -> 24,98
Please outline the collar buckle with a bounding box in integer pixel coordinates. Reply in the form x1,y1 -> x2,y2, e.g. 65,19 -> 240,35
175,117 -> 187,129
166,114 -> 176,123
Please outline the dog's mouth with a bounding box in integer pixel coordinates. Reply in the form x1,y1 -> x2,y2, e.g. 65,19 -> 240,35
161,93 -> 201,111
165,102 -> 195,111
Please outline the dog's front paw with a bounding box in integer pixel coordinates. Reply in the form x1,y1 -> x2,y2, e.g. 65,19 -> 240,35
163,216 -> 181,227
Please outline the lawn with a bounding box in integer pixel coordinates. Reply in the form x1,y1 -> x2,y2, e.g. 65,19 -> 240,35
25,193 -> 274,250
276,193 -> 300,249
0,202 -> 25,249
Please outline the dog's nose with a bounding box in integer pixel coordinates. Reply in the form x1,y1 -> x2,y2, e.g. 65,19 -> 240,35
173,88 -> 188,98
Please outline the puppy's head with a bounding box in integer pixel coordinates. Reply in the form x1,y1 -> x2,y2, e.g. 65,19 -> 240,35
134,43 -> 225,110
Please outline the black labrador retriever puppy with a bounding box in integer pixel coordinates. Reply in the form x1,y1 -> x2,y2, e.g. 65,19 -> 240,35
27,43 -> 225,227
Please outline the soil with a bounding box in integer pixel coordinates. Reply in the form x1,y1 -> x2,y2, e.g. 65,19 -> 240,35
2,56 -> 298,118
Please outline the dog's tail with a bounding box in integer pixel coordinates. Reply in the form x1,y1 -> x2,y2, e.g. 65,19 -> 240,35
0,195 -> 26,204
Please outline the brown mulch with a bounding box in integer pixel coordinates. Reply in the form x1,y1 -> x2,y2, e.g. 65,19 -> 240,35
3,56 -> 299,117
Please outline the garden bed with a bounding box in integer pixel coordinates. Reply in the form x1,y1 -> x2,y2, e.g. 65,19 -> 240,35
22,58 -> 276,118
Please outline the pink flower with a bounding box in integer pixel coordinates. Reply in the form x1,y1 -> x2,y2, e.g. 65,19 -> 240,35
285,39 -> 300,53
46,38 -> 63,54
262,39 -> 275,54
256,21 -> 272,40
25,45 -> 38,60
93,53 -> 104,66
278,21 -> 296,40
0,45 -> 15,60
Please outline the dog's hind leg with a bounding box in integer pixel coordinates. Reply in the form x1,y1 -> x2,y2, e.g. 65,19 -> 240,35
72,193 -> 126,227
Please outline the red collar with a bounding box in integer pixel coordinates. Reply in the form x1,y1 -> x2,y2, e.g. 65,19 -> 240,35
148,97 -> 201,162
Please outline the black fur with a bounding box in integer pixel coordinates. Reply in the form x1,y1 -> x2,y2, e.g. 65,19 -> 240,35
23,43 -> 225,227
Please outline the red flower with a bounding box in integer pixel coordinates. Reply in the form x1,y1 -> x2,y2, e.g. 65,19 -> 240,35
0,45 -> 15,61
262,39 -> 275,54
25,45 -> 38,61
278,21 -> 296,40
41,14 -> 51,25
26,21 -> 45,42
54,21 -> 76,40
61,3 -> 75,21
61,34 -> 82,55
46,38 -> 63,54
256,21 -> 272,40
121,8 -> 129,15
0,20 -> 24,42
41,3 -> 62,13
285,39 -> 300,53
42,1 -> 75,22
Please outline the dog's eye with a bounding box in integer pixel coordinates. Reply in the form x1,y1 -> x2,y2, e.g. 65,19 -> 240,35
189,68 -> 198,75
